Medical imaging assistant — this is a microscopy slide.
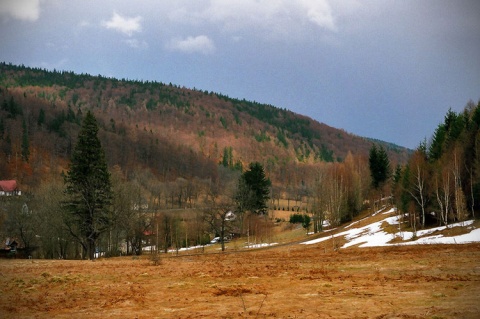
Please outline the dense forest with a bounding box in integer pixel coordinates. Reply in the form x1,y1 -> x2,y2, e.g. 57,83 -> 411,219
393,101 -> 480,233
0,62 -> 477,259
0,62 -> 410,186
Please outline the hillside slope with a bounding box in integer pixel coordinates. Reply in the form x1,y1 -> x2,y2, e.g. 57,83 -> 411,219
0,62 -> 410,187
300,207 -> 480,249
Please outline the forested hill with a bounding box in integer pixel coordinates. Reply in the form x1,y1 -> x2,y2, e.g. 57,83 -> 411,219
0,62 -> 409,188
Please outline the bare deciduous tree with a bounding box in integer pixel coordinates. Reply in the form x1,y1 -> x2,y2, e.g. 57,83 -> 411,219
407,149 -> 429,228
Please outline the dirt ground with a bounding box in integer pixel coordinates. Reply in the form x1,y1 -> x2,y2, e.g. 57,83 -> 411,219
1,243 -> 479,319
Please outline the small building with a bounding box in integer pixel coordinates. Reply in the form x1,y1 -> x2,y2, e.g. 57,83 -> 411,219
0,180 -> 21,196
8,240 -> 18,252
0,239 -> 19,258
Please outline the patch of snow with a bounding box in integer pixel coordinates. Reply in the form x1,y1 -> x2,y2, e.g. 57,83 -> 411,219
94,252 -> 105,258
398,225 -> 480,246
168,245 -> 205,253
345,217 -> 366,229
341,216 -> 398,248
405,220 -> 476,239
382,207 -> 396,215
245,243 -> 278,249
448,228 -> 480,243
142,245 -> 206,253
300,210 -> 479,248
372,205 -> 392,216
301,236 -> 333,245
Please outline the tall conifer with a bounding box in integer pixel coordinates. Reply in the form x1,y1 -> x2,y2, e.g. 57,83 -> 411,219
64,111 -> 112,260
21,118 -> 29,162
369,144 -> 391,189
236,162 -> 271,214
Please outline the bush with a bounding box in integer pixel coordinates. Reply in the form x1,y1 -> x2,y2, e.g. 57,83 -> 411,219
289,213 -> 304,224
289,214 -> 311,232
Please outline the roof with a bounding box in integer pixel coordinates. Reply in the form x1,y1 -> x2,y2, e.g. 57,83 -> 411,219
0,180 -> 18,192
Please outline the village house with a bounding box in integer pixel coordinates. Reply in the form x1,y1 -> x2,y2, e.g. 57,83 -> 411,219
0,180 -> 21,196
0,180 -> 24,257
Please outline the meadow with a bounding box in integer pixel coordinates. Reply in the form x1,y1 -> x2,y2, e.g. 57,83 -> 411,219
1,241 -> 479,318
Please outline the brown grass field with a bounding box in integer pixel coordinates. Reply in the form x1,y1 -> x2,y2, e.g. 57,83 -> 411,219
1,241 -> 479,319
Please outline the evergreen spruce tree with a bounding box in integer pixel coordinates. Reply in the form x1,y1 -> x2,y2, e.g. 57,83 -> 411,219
236,162 -> 271,214
64,111 -> 112,260
429,123 -> 446,161
0,117 -> 4,138
369,144 -> 391,189
222,146 -> 233,168
302,214 -> 311,234
37,108 -> 46,127
21,118 -> 29,162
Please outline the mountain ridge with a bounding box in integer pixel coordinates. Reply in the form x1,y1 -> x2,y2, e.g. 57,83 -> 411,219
0,62 -> 410,187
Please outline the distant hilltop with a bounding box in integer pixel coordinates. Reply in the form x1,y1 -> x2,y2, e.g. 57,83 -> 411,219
0,62 -> 410,190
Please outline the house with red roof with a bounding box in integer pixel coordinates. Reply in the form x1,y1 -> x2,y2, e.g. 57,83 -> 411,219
0,180 -> 21,196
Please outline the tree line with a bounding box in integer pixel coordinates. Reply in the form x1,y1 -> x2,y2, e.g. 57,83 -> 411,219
2,101 -> 479,259
0,62 -> 477,258
283,101 -> 480,238
1,111 -> 273,258
392,101 -> 480,234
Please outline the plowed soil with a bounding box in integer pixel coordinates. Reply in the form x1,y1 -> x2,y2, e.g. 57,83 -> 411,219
1,243 -> 479,318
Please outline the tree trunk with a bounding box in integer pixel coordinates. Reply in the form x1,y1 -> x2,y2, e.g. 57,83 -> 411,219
88,238 -> 95,260
220,230 -> 225,252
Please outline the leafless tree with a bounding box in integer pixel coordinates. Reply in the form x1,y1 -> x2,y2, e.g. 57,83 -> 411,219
203,168 -> 238,251
407,150 -> 429,228
452,147 -> 467,222
434,162 -> 452,226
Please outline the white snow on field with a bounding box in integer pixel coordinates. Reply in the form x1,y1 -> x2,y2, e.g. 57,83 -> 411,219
301,211 -> 480,248
244,243 -> 278,249
143,245 -> 207,253
168,245 -> 206,252
382,207 -> 396,215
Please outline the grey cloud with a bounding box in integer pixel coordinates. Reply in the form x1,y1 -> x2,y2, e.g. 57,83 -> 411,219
0,0 -> 40,22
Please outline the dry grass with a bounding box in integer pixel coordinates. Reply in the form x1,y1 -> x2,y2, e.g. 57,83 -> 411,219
1,243 -> 479,318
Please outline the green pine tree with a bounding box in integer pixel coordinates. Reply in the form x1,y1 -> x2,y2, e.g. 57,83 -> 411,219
302,214 -> 311,234
369,144 -> 391,189
37,108 -> 46,127
236,162 -> 271,214
21,118 -> 29,162
64,111 -> 112,260
0,117 -> 4,139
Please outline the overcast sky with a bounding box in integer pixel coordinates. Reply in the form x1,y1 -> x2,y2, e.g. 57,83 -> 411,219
1,0 -> 479,148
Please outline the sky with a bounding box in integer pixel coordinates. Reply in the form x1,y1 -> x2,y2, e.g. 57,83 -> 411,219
0,0 -> 479,149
